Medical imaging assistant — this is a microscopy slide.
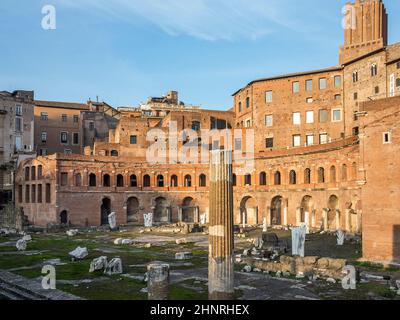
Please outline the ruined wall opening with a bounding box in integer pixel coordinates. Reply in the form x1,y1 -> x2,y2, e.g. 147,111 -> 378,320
271,196 -> 283,226
127,197 -> 139,223
259,172 -> 267,186
103,174 -> 111,187
170,175 -> 178,187
130,175 -> 137,187
240,196 -> 258,225
101,198 -> 111,225
184,175 -> 192,187
75,173 -> 82,187
89,173 -> 97,187
60,210 -> 68,225
289,170 -> 297,185
199,174 -> 206,187
181,197 -> 197,223
304,168 -> 311,184
154,197 -> 170,223
318,167 -> 325,183
143,175 -> 151,187
300,195 -> 314,224
330,166 -> 337,183
157,175 -> 164,187
328,195 -> 339,230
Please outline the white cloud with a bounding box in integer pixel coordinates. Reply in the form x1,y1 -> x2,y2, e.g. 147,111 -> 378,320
56,0 -> 305,41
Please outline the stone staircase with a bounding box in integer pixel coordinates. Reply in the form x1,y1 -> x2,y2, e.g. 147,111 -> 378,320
0,270 -> 82,300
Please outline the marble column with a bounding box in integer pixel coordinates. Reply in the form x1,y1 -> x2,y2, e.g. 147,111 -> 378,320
147,263 -> 170,300
208,150 -> 234,300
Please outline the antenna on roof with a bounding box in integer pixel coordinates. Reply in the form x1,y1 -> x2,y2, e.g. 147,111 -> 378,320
96,95 -> 99,103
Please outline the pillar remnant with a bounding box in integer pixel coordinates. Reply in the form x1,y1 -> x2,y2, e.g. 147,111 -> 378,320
208,150 -> 234,300
147,263 -> 170,300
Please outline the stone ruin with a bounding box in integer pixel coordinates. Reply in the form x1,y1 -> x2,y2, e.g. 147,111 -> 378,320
242,232 -> 289,260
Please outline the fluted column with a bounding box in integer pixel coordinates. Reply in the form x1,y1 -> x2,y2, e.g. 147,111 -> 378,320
208,150 -> 234,300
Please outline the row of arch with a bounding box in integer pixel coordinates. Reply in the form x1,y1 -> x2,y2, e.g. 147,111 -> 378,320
24,165 -> 43,181
70,173 -> 208,188
240,163 -> 357,187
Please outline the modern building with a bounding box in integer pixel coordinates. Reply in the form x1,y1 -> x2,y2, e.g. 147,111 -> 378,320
0,90 -> 35,206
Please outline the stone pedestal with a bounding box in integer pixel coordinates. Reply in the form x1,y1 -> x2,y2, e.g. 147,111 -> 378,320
147,263 -> 170,300
208,150 -> 234,300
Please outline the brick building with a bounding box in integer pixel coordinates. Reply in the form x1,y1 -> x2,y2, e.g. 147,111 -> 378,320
14,0 -> 400,262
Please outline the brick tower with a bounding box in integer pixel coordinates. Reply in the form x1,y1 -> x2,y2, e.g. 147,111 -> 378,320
340,0 -> 388,65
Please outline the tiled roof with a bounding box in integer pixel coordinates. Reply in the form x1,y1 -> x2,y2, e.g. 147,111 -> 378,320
34,100 -> 89,110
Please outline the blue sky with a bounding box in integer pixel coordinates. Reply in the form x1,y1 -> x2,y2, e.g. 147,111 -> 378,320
1,0 -> 399,110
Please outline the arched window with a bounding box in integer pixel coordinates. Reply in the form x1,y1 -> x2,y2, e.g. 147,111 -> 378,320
130,175 -> 137,187
89,173 -> 97,187
244,174 -> 252,186
103,174 -> 111,187
341,164 -> 348,181
351,162 -> 357,180
199,174 -> 206,187
31,166 -> 36,180
232,174 -> 237,186
25,167 -> 30,181
143,175 -> 151,187
111,150 -> 119,157
304,168 -> 311,184
371,63 -> 378,77
38,165 -> 43,179
318,167 -> 325,183
259,172 -> 267,186
274,171 -> 281,185
171,175 -> 178,187
75,173 -> 82,187
289,170 -> 297,185
117,174 -> 124,187
157,175 -> 164,187
184,175 -> 192,187
330,166 -> 336,182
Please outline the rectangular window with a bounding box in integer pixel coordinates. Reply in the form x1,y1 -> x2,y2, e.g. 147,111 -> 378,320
383,132 -> 391,144
238,102 -> 242,113
265,91 -> 273,103
234,138 -> 242,150
16,105 -> 22,116
60,173 -> 68,186
354,92 -> 358,100
319,133 -> 328,144
319,109 -> 328,123
374,86 -> 380,94
265,114 -> 273,127
246,120 -> 251,128
246,97 -> 250,108
60,132 -> 68,144
334,75 -> 342,88
18,185 -> 23,203
73,115 -> 79,123
73,133 -> 79,145
332,109 -> 342,122
293,112 -> 301,125
89,122 -> 95,130
306,111 -> 314,124
37,184 -> 42,203
40,112 -> 48,121
39,149 -> 48,156
46,183 -> 51,203
292,81 -> 300,93
15,117 -> 22,132
305,79 -> 313,91
306,135 -> 314,146
266,137 -> 274,149
64,149 -> 72,155
353,71 -> 359,83
306,97 -> 313,104
319,78 -> 327,90
31,185 -> 36,203
15,136 -> 23,151
41,132 -> 47,143
25,185 -> 30,203
334,94 -> 341,101
61,114 -> 67,122
293,135 -> 301,147
130,135 -> 137,145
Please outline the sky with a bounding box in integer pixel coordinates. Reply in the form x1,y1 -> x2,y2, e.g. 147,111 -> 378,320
1,0 -> 399,110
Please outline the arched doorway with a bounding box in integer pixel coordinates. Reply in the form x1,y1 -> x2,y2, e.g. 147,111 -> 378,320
60,210 -> 68,225
328,195 -> 339,230
240,196 -> 258,226
270,196 -> 283,226
181,197 -> 198,223
127,197 -> 139,223
101,198 -> 111,225
154,197 -> 170,223
300,196 -> 314,229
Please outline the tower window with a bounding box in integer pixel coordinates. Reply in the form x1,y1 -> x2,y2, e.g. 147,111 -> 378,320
374,86 -> 380,94
383,132 -> 391,144
352,71 -> 359,83
371,64 -> 378,77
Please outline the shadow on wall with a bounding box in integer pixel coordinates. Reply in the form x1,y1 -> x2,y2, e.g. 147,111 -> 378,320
394,225 -> 400,262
